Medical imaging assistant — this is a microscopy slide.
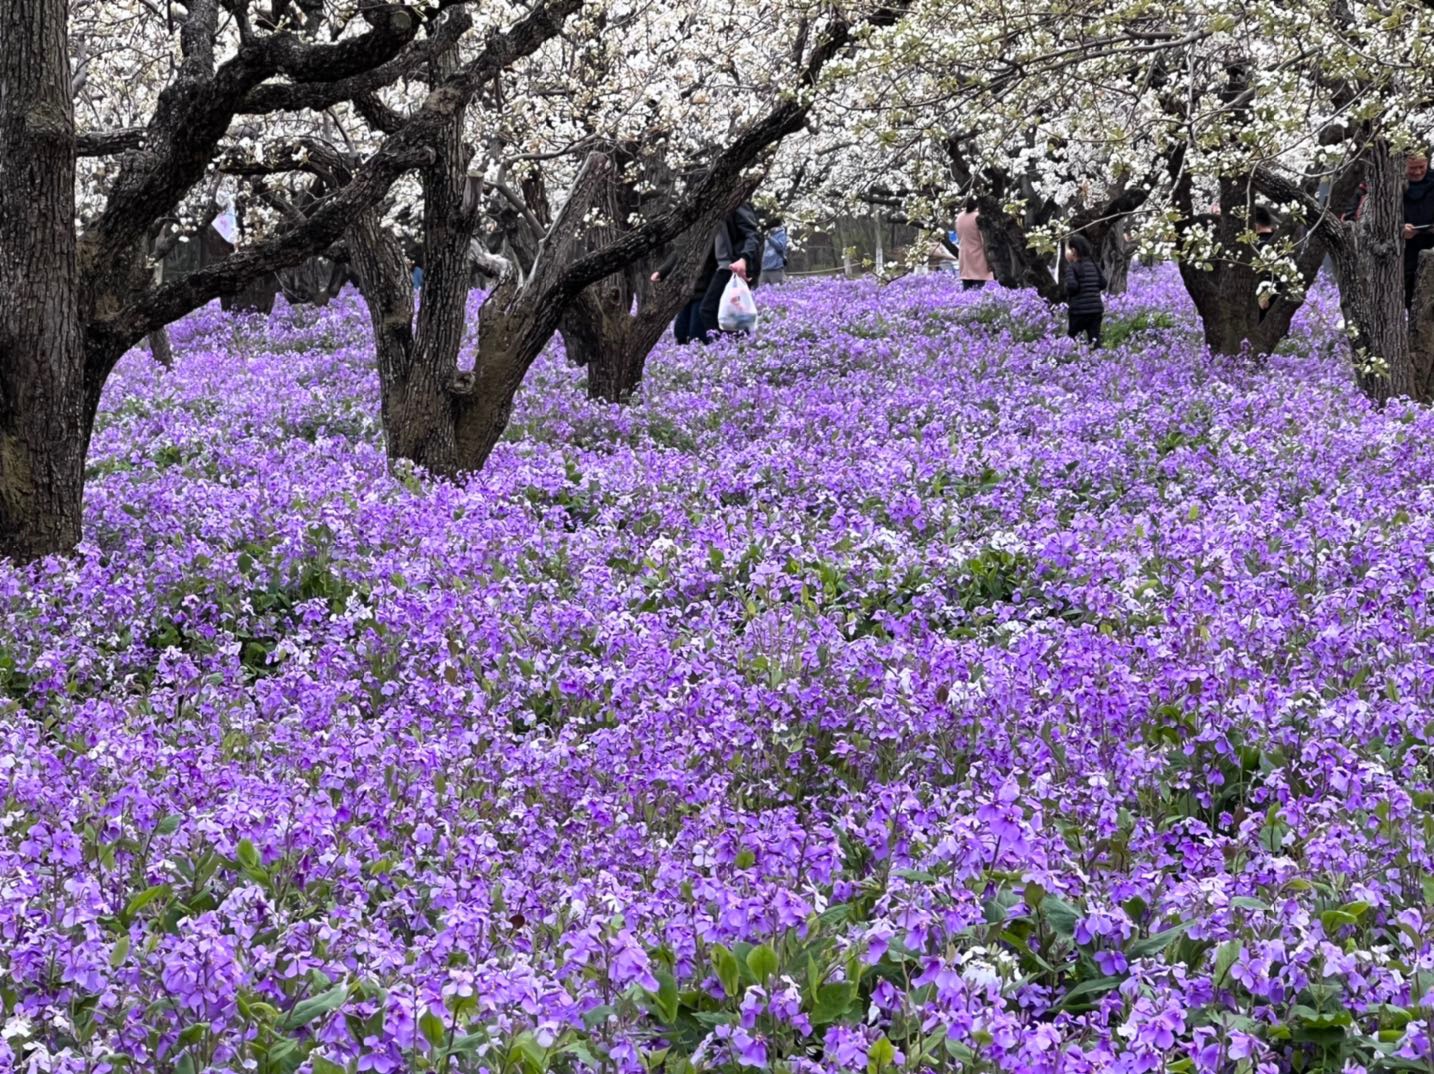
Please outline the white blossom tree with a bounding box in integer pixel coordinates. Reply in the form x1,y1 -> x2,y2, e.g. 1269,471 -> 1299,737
0,0 -> 585,563
828,0 -> 1434,383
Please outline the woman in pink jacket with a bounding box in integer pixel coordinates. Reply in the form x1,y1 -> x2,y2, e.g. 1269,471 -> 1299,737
954,200 -> 995,291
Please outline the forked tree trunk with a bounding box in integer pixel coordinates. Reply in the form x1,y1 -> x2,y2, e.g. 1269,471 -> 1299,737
1176,173 -> 1333,358
1179,259 -> 1304,357
346,43 -> 478,474
447,155 -> 750,469
0,0 -> 87,563
559,152 -> 718,404
563,254 -> 704,404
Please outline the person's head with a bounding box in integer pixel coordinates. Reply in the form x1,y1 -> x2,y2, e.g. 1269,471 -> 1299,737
964,198 -> 978,215
1065,234 -> 1093,262
1253,205 -> 1276,233
1409,153 -> 1430,182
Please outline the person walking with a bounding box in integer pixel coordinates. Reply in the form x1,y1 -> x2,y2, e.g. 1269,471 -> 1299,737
761,220 -> 790,285
1063,234 -> 1105,346
653,202 -> 763,344
1403,152 -> 1434,307
954,199 -> 994,291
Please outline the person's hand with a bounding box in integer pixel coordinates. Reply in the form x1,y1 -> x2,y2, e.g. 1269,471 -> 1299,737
650,271 -> 662,283
1405,223 -> 1417,241
730,258 -> 748,280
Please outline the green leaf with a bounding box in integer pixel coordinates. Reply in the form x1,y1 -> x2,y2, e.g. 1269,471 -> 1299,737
155,814 -> 183,836
124,884 -> 171,921
1128,920 -> 1193,958
747,943 -> 779,982
1320,909 -> 1360,933
583,1004 -> 616,1029
1213,940 -> 1242,986
649,969 -> 679,1024
1041,896 -> 1080,938
712,944 -> 742,998
110,934 -> 131,969
868,1035 -> 897,1073
894,868 -> 937,883
236,839 -> 261,870
734,848 -> 756,869
419,1011 -> 447,1050
1230,896 -> 1269,911
279,983 -> 349,1030
512,1031 -> 549,1074
1054,975 -> 1123,1011
692,1011 -> 738,1027
810,982 -> 858,1025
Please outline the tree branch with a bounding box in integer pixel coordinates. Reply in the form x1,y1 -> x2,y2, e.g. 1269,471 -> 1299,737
91,0 -> 584,359
76,127 -> 147,156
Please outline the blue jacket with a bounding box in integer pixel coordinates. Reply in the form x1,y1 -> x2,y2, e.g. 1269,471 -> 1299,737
762,228 -> 789,271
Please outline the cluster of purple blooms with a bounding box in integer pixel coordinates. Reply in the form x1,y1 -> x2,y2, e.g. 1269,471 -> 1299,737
3,267 -> 1434,1074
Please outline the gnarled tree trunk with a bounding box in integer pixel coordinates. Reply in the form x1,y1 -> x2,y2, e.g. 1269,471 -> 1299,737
1175,171 -> 1340,358
346,42 -> 478,474
1326,144 -> 1412,403
562,238 -> 709,404
557,143 -> 718,404
0,0 -> 87,563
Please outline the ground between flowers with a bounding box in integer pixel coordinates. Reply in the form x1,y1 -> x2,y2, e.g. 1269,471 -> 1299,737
4,268 -> 1434,1074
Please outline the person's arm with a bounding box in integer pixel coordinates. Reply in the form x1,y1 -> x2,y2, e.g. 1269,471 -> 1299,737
651,251 -> 679,283
1063,263 -> 1080,296
732,204 -> 762,271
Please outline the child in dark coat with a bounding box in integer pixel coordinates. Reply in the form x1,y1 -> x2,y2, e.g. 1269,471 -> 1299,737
1063,234 -> 1105,346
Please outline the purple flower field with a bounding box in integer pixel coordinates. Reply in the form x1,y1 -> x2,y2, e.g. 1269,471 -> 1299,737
5,268 -> 1434,1074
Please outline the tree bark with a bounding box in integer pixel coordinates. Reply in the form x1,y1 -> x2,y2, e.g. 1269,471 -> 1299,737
0,0 -> 87,563
1327,144 -> 1412,403
555,140 -> 707,404
346,30 -> 482,474
563,228 -> 712,404
1173,172 -> 1335,358
970,193 -> 1061,301
148,328 -> 174,368
1411,250 -> 1434,402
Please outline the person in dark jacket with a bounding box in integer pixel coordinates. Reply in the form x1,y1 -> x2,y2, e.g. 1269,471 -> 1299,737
1403,153 -> 1434,307
653,203 -> 763,344
1063,234 -> 1105,346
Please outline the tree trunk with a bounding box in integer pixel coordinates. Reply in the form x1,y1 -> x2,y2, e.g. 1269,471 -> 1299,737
1410,250 -> 1434,402
0,0 -> 87,563
558,144 -> 708,405
563,259 -> 701,404
1178,258 -> 1300,357
148,328 -> 174,368
1326,144 -> 1412,404
349,39 -> 480,474
1175,173 -> 1331,358
453,155 -> 750,468
975,194 -> 1061,301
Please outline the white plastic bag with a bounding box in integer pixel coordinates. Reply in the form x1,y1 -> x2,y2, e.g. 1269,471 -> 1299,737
212,195 -> 239,245
717,273 -> 758,333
